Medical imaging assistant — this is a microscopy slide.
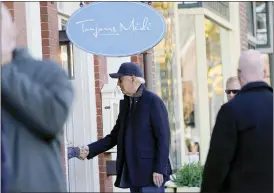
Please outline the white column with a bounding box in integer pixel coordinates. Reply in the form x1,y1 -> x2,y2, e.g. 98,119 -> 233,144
220,28 -> 231,102
194,14 -> 211,165
174,3 -> 186,167
229,2 -> 241,75
25,2 -> 43,59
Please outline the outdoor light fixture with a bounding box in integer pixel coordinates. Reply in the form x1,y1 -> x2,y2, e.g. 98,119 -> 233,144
59,30 -> 75,80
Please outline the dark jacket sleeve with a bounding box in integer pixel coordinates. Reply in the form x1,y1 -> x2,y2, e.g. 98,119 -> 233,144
87,114 -> 120,159
201,104 -> 238,193
150,97 -> 170,175
1,62 -> 74,141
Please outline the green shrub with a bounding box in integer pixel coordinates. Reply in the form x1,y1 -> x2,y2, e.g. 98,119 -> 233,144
171,163 -> 203,187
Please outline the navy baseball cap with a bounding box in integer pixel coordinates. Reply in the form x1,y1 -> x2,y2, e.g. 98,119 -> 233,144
109,62 -> 144,79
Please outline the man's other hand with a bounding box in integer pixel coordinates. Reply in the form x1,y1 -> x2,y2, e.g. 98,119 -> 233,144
153,172 -> 163,187
77,145 -> 89,160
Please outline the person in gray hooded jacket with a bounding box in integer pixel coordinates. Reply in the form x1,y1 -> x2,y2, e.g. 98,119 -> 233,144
1,4 -> 74,192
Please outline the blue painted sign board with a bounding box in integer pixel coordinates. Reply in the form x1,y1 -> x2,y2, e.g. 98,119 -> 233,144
66,2 -> 167,57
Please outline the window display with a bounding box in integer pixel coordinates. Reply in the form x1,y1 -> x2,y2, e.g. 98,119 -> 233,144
205,18 -> 225,130
152,2 -> 182,169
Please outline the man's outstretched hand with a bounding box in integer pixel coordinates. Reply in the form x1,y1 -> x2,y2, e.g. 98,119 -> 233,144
153,172 -> 163,187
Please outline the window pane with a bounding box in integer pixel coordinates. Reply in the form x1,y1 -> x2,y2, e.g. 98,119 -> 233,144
205,19 -> 224,131
152,2 -> 182,169
178,14 -> 200,165
203,2 -> 230,21
256,2 -> 266,12
60,45 -> 69,74
246,2 -> 255,36
256,2 -> 269,46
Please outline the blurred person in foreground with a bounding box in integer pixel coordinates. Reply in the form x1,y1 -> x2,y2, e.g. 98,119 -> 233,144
201,50 -> 273,193
225,76 -> 241,101
1,3 -> 74,192
73,62 -> 172,193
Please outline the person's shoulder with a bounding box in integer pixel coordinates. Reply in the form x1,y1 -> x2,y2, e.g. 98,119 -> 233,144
37,59 -> 64,71
33,59 -> 68,79
219,100 -> 236,116
144,89 -> 167,108
145,89 -> 163,101
14,48 -> 65,74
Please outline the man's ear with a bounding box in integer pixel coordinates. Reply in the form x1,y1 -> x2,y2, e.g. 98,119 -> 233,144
237,69 -> 241,85
263,69 -> 267,78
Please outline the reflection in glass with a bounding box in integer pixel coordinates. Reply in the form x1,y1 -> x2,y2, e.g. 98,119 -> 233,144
152,2 -> 182,169
179,14 -> 199,164
60,44 -> 75,79
60,45 -> 70,77
256,2 -> 268,46
205,19 -> 224,131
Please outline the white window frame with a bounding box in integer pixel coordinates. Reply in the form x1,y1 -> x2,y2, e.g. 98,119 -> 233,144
58,14 -> 69,31
57,2 -> 64,13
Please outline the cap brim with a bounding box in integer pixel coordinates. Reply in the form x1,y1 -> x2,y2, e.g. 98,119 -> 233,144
109,73 -> 123,79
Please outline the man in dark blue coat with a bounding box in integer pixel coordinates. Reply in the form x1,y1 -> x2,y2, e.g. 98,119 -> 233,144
81,62 -> 172,192
201,50 -> 273,193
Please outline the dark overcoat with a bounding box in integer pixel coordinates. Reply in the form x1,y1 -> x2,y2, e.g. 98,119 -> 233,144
201,82 -> 273,193
88,87 -> 172,188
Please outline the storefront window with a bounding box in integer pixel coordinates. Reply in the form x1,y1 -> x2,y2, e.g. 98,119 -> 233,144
178,14 -> 200,165
205,18 -> 225,130
152,2 -> 182,169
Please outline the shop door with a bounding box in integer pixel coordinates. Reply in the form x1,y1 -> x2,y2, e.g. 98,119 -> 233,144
61,45 -> 99,192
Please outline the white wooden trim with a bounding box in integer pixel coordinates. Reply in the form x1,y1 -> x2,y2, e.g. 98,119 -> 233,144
174,2 -> 186,167
177,7 -> 232,30
204,8 -> 232,30
25,2 -> 43,60
229,2 -> 241,75
177,7 -> 205,15
194,14 -> 211,165
86,53 -> 100,192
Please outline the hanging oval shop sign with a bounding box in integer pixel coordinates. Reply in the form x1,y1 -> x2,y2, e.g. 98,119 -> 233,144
66,2 -> 167,57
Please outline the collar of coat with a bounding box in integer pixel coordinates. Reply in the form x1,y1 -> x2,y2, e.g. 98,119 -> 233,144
132,84 -> 145,97
240,81 -> 273,93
